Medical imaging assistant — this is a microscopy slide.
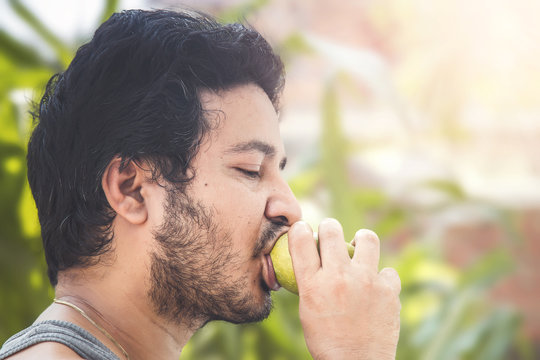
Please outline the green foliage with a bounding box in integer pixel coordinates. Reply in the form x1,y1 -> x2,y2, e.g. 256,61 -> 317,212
281,71 -> 529,359
216,0 -> 269,24
8,0 -> 71,68
0,4 -> 55,343
393,245 -> 521,359
99,0 -> 120,24
182,292 -> 310,360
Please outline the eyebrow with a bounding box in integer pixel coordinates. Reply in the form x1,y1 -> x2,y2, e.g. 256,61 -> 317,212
225,140 -> 288,170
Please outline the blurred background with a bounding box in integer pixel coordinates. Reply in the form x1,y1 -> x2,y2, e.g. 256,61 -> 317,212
1,0 -> 539,358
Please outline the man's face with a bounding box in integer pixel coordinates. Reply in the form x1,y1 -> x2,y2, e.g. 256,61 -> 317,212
149,84 -> 302,327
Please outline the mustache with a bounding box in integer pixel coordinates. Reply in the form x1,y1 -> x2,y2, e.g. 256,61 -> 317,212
252,222 -> 285,257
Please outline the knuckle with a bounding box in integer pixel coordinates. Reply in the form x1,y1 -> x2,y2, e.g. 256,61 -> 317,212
356,272 -> 375,289
380,267 -> 401,289
377,279 -> 395,297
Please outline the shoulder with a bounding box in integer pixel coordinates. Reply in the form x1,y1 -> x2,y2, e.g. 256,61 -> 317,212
3,342 -> 84,360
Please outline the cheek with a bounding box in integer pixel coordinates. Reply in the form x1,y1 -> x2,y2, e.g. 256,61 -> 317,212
192,175 -> 269,239
218,193 -> 267,247
203,179 -> 267,217
228,193 -> 267,226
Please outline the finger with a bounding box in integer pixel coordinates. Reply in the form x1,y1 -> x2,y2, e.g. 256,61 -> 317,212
318,218 -> 349,268
351,229 -> 380,272
379,267 -> 401,295
288,221 -> 320,285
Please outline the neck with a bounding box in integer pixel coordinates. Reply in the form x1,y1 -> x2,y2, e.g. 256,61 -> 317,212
45,269 -> 199,360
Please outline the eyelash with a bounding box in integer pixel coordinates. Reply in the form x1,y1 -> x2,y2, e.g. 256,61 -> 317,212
236,168 -> 261,179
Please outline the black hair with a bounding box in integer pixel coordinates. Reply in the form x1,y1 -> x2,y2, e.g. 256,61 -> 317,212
27,9 -> 285,286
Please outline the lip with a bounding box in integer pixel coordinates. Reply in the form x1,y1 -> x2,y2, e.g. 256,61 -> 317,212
260,228 -> 288,291
263,254 -> 280,291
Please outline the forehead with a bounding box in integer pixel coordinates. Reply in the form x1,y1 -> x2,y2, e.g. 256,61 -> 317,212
199,84 -> 284,154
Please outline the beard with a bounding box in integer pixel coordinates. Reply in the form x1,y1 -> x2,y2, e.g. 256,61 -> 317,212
148,186 -> 283,329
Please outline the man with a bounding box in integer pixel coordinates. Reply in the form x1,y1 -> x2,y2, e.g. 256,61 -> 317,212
0,9 -> 401,360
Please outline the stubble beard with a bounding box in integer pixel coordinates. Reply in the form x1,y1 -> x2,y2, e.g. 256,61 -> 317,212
148,187 -> 280,330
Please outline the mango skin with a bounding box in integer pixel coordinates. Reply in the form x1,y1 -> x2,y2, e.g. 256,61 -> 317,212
270,233 -> 355,295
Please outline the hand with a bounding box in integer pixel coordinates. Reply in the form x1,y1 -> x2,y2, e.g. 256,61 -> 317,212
288,219 -> 401,359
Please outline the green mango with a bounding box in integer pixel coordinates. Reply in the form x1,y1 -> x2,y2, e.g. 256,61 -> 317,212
270,233 -> 355,294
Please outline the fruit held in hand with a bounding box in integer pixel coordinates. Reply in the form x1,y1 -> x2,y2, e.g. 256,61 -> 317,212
270,233 -> 355,294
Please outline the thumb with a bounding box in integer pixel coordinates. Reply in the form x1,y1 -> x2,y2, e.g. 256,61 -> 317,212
288,221 -> 320,292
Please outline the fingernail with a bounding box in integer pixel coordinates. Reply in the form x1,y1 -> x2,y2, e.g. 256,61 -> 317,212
293,221 -> 310,232
291,221 -> 314,237
320,218 -> 339,226
355,228 -> 377,238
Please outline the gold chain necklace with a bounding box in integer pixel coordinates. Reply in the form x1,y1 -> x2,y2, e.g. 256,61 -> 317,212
54,298 -> 130,360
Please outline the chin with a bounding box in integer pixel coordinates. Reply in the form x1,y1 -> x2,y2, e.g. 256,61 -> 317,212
249,284 -> 274,322
214,286 -> 273,325
226,303 -> 272,324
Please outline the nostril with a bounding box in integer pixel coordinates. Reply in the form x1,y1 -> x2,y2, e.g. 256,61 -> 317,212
273,215 -> 288,226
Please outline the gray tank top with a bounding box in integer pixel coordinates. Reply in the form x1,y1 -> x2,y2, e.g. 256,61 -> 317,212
0,320 -> 120,359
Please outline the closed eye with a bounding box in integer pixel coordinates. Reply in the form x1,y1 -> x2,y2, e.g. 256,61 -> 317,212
236,168 -> 261,179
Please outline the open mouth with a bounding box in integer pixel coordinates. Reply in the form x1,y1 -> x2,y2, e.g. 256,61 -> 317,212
258,225 -> 287,292
263,254 -> 280,291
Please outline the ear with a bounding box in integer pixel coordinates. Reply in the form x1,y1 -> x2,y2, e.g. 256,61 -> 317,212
102,157 -> 148,225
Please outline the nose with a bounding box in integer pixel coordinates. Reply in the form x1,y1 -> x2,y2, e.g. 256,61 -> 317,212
265,176 -> 302,226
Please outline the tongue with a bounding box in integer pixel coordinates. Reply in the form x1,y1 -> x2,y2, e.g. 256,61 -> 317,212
264,254 -> 280,291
